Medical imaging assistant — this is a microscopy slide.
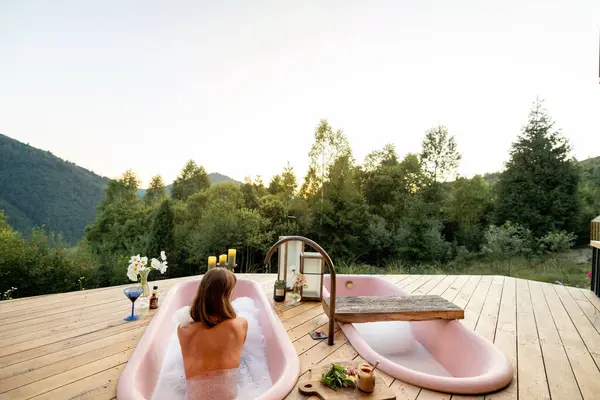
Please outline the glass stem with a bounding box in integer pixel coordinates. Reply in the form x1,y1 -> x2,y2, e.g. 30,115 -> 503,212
131,301 -> 135,317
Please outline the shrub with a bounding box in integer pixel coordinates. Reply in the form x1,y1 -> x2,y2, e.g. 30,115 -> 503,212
538,231 -> 576,253
481,222 -> 533,260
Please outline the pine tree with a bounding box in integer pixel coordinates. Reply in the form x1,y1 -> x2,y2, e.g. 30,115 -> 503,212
171,160 -> 210,201
281,163 -> 297,197
143,175 -> 167,206
495,98 -> 580,237
147,199 -> 175,276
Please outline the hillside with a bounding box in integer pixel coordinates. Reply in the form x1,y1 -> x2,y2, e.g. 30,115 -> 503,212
0,134 -> 242,241
0,133 -> 109,242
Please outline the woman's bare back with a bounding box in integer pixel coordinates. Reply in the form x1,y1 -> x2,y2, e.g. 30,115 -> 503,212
177,317 -> 248,378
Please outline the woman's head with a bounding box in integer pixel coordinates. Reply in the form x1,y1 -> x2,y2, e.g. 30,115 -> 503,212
190,267 -> 237,327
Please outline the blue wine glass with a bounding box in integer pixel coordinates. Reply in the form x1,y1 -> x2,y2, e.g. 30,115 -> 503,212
123,286 -> 144,321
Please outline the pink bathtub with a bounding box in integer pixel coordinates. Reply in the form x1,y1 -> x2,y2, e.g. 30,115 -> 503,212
117,277 -> 300,400
323,275 -> 513,395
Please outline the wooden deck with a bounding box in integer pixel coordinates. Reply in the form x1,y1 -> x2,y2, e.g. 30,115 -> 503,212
1,274 -> 600,399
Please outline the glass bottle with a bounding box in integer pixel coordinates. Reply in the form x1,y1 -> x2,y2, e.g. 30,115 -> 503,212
149,286 -> 159,310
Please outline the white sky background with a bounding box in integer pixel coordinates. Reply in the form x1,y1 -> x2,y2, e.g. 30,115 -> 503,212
1,0 -> 599,187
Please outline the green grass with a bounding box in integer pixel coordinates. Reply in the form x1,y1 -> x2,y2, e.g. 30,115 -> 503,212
334,255 -> 592,289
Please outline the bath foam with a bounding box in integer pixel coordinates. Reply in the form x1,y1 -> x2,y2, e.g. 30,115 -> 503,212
152,298 -> 272,400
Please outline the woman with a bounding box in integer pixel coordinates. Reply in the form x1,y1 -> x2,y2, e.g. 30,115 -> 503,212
177,268 -> 248,400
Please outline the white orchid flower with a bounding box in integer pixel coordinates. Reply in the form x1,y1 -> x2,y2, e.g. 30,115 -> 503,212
140,257 -> 148,266
160,251 -> 167,261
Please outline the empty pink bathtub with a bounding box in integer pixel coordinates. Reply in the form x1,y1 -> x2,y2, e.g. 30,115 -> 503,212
323,275 -> 513,395
117,277 -> 300,400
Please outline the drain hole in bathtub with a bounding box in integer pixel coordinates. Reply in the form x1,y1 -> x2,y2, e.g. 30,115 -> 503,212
346,281 -> 353,289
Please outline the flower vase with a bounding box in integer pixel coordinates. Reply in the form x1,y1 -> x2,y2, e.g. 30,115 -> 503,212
291,289 -> 301,305
139,269 -> 150,298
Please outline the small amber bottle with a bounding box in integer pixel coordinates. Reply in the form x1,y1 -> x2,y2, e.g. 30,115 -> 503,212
149,286 -> 159,310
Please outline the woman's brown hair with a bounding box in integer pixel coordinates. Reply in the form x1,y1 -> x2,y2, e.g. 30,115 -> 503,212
190,267 -> 237,327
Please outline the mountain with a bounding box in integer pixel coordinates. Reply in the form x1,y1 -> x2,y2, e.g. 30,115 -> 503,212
136,173 -> 241,197
0,134 -> 109,242
0,134 -> 242,241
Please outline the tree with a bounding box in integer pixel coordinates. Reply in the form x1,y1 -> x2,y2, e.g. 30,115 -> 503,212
313,155 -> 370,260
299,166 -> 321,198
495,98 -> 580,237
443,175 -> 493,250
147,199 -> 175,276
143,175 -> 167,206
281,163 -> 297,198
305,119 -> 352,198
171,160 -> 210,201
420,125 -> 461,182
268,175 -> 284,195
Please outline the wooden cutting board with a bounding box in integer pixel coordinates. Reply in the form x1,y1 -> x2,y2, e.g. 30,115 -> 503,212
298,362 -> 396,399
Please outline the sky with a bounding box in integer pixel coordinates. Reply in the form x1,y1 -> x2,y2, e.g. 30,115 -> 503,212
1,0 -> 599,187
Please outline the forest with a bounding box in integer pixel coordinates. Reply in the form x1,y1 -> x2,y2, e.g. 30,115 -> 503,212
1,99 -> 599,299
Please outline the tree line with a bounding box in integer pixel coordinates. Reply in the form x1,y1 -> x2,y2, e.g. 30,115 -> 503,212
1,98 -> 596,298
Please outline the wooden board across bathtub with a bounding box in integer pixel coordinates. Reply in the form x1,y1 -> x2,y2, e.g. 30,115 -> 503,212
323,295 -> 464,323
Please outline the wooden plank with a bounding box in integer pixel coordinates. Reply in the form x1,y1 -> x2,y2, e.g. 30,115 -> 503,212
0,302 -> 137,340
299,330 -> 349,375
439,275 -> 470,303
444,275 -> 481,307
412,275 -> 447,295
473,276 -> 504,342
323,295 -> 464,323
528,280 -> 582,400
294,322 -> 340,355
415,389 -> 450,400
0,350 -> 131,399
379,275 -> 410,285
578,287 -> 600,313
401,276 -> 434,294
27,363 -> 125,400
0,320 -> 147,367
0,309 -> 132,348
283,305 -> 328,331
0,315 -> 149,357
515,279 -> 550,400
0,328 -> 142,382
485,277 -> 516,400
461,275 -> 493,331
0,332 -> 140,394
389,379 -> 421,400
553,284 -> 600,367
449,280 -> 500,399
0,298 -> 147,334
452,278 -> 504,399
540,282 -> 600,399
427,275 -> 459,297
287,313 -> 329,342
565,286 -> 600,335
